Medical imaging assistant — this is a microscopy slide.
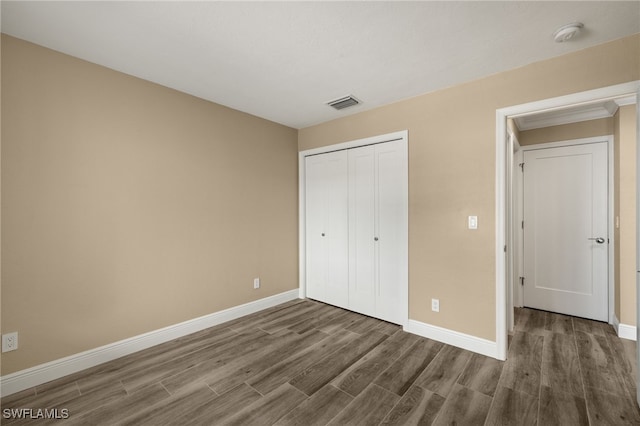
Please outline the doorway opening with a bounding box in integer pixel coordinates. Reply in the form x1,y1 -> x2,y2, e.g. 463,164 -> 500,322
495,81 -> 640,361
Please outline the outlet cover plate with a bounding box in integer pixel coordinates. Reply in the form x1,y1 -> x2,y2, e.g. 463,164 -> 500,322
2,332 -> 18,352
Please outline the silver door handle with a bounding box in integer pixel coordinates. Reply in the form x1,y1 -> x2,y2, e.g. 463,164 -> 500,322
588,237 -> 605,244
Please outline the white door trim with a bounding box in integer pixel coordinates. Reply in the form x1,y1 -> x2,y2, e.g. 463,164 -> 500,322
495,81 -> 640,361
298,130 -> 409,328
517,136 -> 614,323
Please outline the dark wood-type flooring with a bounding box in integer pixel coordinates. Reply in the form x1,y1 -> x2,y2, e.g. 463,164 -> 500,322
2,299 -> 639,425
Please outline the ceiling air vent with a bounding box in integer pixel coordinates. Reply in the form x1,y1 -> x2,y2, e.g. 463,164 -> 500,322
327,95 -> 361,111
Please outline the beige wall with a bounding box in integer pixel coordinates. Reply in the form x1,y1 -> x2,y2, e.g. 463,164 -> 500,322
299,34 -> 640,341
519,117 -> 614,146
1,35 -> 299,374
615,105 -> 638,326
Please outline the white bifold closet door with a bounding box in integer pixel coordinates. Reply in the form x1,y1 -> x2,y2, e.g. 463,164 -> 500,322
305,139 -> 405,325
305,150 -> 349,309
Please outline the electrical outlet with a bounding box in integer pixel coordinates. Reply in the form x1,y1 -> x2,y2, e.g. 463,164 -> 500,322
253,278 -> 260,289
2,332 -> 18,352
431,299 -> 440,313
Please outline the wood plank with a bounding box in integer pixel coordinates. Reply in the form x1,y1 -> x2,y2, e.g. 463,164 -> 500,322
575,331 -> 628,396
538,386 -> 588,426
225,299 -> 315,333
380,385 -> 445,426
573,317 -> 607,336
65,383 -> 170,426
119,383 -> 217,426
515,308 -> 547,336
273,385 -> 352,426
258,303 -> 326,334
208,329 -> 329,394
606,330 -> 638,399
545,312 -> 574,335
484,385 -> 538,426
374,338 -> 443,396
431,384 -> 491,426
498,331 -> 543,397
126,328 -> 273,393
222,383 -> 307,426
315,309 -> 368,334
289,331 -> 388,396
218,298 -> 307,331
457,353 -> 504,397
247,329 -> 358,395
327,384 -> 399,426
413,344 -> 472,397
1,382 -> 79,411
333,330 -> 419,397
37,382 -> 128,426
346,316 -> 385,335
584,385 -> 640,425
541,332 -> 583,396
184,383 -> 262,426
0,388 -> 36,408
3,383 -> 81,426
373,321 -> 402,336
286,304 -> 345,335
75,326 -> 240,393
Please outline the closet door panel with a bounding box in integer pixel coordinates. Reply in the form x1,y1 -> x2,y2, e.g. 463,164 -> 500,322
375,140 -> 406,324
305,155 -> 328,302
348,146 -> 376,315
305,151 -> 349,308
324,151 -> 349,308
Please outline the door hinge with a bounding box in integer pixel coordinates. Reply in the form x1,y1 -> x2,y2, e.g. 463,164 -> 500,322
504,245 -> 507,253
521,221 -> 524,229
519,162 -> 524,171
519,277 -> 525,286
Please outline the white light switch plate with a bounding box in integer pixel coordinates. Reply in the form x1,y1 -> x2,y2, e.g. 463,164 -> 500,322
468,216 -> 478,230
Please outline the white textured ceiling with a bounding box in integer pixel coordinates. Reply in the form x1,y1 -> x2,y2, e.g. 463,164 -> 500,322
2,1 -> 639,129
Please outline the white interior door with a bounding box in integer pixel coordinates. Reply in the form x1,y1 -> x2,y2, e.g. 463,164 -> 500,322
305,151 -> 349,309
523,141 -> 608,321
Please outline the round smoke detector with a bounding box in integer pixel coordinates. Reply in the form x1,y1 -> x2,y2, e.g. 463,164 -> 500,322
553,22 -> 584,43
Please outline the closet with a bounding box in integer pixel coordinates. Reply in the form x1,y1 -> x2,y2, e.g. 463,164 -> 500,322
304,138 -> 406,325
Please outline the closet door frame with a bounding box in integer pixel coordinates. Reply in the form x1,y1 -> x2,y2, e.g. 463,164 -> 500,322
299,130 -> 409,328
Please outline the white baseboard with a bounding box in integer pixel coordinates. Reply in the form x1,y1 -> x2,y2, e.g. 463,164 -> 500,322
404,319 -> 499,359
618,323 -> 637,341
612,314 -> 637,341
0,289 -> 299,398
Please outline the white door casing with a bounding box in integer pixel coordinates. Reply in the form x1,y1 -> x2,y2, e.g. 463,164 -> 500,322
523,141 -> 608,321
